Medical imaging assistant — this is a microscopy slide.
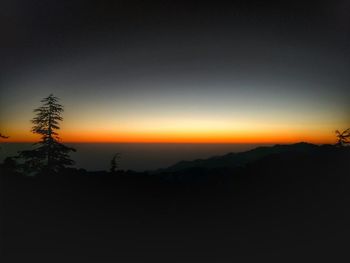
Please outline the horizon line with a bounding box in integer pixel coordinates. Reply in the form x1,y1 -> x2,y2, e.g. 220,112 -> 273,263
2,140 -> 332,145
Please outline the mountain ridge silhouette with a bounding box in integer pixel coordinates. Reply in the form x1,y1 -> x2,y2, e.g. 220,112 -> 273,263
158,142 -> 325,173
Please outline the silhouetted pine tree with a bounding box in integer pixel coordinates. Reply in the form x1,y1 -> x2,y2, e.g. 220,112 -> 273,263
335,128 -> 350,147
18,94 -> 76,173
110,153 -> 121,173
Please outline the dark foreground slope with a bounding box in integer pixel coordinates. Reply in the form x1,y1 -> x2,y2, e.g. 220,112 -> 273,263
1,145 -> 350,262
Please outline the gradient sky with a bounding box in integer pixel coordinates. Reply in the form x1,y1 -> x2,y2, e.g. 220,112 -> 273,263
1,1 -> 349,143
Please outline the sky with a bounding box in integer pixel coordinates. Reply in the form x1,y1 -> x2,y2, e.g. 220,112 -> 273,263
1,0 -> 349,143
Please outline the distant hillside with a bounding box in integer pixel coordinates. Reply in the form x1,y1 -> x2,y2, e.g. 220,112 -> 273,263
159,142 -> 322,173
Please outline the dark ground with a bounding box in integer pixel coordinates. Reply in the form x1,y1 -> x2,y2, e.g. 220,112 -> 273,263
1,146 -> 350,262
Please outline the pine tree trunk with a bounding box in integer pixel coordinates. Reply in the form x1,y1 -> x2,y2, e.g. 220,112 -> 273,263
48,104 -> 52,169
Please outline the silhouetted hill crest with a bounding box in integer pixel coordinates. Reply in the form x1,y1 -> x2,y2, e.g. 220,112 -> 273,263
159,142 -> 321,173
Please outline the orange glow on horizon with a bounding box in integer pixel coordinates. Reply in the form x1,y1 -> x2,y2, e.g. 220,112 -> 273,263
2,98 -> 346,146
4,129 -> 336,145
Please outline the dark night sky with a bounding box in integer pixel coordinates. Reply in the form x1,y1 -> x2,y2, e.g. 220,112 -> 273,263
1,0 -> 349,142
